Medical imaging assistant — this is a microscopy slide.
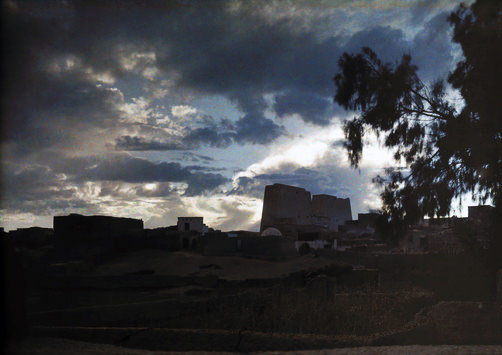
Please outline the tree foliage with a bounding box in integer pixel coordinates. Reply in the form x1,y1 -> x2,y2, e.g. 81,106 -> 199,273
448,0 -> 502,210
334,0 -> 502,226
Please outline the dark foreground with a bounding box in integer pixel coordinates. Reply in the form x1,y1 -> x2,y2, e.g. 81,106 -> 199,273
8,250 -> 502,352
6,337 -> 502,355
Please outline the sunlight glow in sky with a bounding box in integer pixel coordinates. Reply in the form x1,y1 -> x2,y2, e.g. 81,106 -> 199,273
1,0 -> 473,231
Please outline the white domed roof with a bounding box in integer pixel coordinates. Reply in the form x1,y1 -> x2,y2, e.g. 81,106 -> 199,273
260,227 -> 282,237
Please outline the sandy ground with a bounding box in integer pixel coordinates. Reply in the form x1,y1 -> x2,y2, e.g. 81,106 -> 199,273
6,337 -> 502,355
5,337 -> 231,354
93,250 -> 339,279
263,346 -> 502,354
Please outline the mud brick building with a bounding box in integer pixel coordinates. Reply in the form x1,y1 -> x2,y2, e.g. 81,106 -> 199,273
260,183 -> 352,237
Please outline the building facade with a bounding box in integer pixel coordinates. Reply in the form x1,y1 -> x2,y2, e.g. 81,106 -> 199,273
177,217 -> 207,235
260,183 -> 352,236
53,214 -> 144,239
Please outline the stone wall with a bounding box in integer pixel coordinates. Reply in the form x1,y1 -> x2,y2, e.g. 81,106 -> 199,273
311,194 -> 352,231
52,214 -> 143,264
260,183 -> 352,235
260,184 -> 312,232
177,217 -> 204,233
54,214 -> 143,240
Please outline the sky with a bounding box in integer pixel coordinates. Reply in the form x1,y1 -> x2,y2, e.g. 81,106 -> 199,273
1,0 -> 473,232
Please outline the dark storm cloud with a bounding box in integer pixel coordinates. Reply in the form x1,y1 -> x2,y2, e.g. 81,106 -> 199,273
183,127 -> 234,148
183,172 -> 230,196
2,3 -> 125,151
1,163 -> 93,215
342,15 -> 457,83
112,4 -> 457,149
342,26 -> 409,63
180,115 -> 240,147
156,4 -> 457,129
115,136 -> 184,151
2,0 -> 459,153
273,90 -> 332,125
115,113 -> 284,151
114,123 -> 273,151
2,165 -> 74,203
157,7 -> 343,129
1,152 -> 230,216
69,154 -> 230,195
233,114 -> 286,144
76,156 -> 188,182
411,12 -> 458,82
1,0 -> 463,224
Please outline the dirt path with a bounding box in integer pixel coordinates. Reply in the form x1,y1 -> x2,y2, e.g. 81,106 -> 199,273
6,337 -> 502,355
263,346 -> 502,354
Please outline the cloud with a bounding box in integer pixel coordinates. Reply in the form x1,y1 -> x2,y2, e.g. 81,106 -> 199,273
97,181 -> 176,199
1,0 -> 465,230
69,155 -> 230,195
410,11 -> 459,82
226,122 -> 387,218
160,10 -> 342,129
2,4 -> 128,152
1,162 -> 97,217
1,152 -> 231,220
211,199 -> 262,231
115,111 -> 283,150
229,160 -> 383,219
2,0 -> 461,155
178,152 -> 215,163
229,176 -> 265,198
2,164 -> 76,205
273,90 -> 333,125
233,113 -> 286,144
171,105 -> 197,117
114,136 -> 184,151
183,127 -> 235,148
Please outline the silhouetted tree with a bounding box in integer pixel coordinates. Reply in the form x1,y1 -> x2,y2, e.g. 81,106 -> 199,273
334,0 -> 501,269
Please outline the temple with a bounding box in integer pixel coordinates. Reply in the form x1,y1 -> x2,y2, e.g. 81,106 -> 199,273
260,183 -> 352,236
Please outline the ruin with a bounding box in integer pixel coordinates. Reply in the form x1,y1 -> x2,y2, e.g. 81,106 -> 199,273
311,194 -> 352,231
260,183 -> 352,236
468,205 -> 495,222
177,217 -> 207,235
52,214 -> 144,263
7,227 -> 53,248
54,213 -> 143,239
